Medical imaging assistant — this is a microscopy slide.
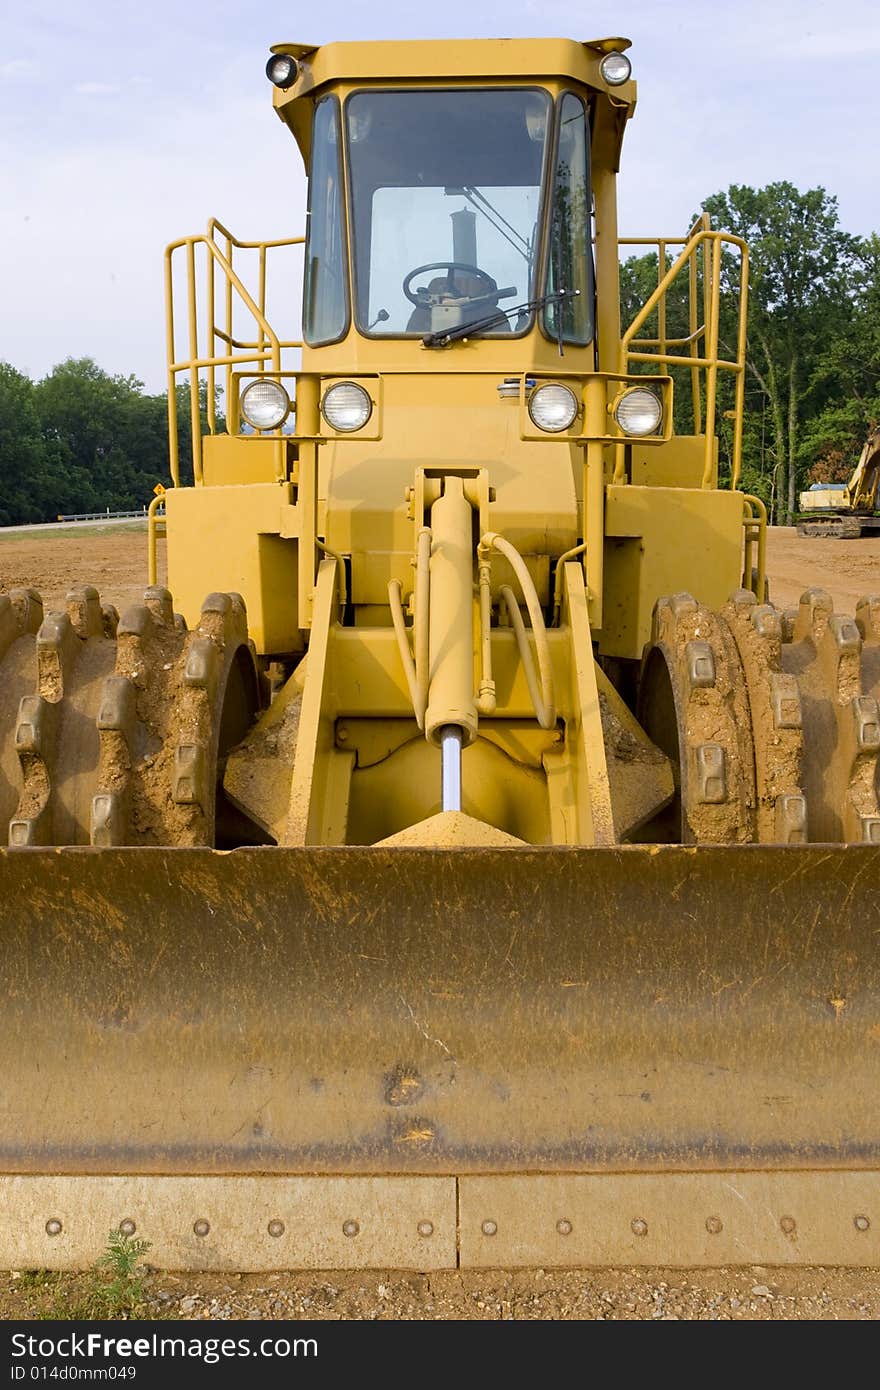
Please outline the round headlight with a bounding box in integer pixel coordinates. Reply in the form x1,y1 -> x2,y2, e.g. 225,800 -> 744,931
528,383 -> 579,434
614,387 -> 663,437
600,52 -> 632,86
240,379 -> 290,431
321,382 -> 373,432
266,54 -> 299,89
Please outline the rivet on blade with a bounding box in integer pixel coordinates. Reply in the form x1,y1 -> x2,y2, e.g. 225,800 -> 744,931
705,1216 -> 722,1235
481,1220 -> 498,1237
417,1221 -> 434,1238
193,1219 -> 210,1237
45,1219 -> 62,1237
780,1216 -> 797,1235
854,1215 -> 871,1232
556,1219 -> 573,1236
342,1219 -> 359,1238
268,1220 -> 285,1238
631,1218 -> 648,1237
118,1219 -> 136,1237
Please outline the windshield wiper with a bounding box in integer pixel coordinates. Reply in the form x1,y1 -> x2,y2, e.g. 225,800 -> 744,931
422,288 -> 580,349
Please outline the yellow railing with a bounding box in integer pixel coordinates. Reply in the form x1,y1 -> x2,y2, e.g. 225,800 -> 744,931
164,219 -> 304,485
618,215 -> 749,489
742,493 -> 767,600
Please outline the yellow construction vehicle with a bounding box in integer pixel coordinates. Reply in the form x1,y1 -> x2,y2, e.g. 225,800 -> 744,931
1,37 -> 879,1273
797,424 -> 880,537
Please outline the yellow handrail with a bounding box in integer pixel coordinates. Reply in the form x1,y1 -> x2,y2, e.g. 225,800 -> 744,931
742,494 -> 767,600
164,221 -> 304,486
147,493 -> 166,587
618,218 -> 749,491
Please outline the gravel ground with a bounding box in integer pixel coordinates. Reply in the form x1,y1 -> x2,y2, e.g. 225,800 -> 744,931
3,1265 -> 880,1321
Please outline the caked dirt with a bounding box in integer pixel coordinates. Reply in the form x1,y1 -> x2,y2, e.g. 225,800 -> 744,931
0,521 -> 878,1322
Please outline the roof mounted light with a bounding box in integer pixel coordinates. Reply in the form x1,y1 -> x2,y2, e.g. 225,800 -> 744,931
266,53 -> 299,89
600,51 -> 632,86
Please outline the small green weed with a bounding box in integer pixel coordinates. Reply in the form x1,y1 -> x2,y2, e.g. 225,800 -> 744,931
43,1230 -> 153,1320
95,1229 -> 153,1315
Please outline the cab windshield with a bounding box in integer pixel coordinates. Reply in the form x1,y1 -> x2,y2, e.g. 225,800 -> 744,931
345,88 -> 551,339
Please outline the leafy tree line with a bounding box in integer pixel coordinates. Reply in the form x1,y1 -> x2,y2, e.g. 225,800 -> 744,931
0,359 -> 218,527
621,181 -> 880,522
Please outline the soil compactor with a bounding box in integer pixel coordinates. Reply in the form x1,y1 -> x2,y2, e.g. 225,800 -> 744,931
1,37 -> 879,1272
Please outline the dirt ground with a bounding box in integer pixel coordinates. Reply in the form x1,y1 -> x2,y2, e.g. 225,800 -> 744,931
0,521 -> 878,1322
1,523 -> 879,618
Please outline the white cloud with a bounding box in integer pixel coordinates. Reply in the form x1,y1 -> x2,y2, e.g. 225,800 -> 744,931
73,81 -> 121,95
0,58 -> 36,80
793,30 -> 880,57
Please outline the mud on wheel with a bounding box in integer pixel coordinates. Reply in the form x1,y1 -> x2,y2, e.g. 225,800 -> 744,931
639,584 -> 880,845
0,584 -> 261,848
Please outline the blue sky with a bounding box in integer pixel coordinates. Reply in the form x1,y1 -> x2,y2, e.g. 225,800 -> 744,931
1,0 -> 879,391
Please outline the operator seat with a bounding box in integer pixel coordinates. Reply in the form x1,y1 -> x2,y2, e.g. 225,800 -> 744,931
405,271 -> 511,334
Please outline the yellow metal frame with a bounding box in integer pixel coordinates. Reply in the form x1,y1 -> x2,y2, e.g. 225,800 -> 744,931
742,493 -> 767,599
164,219 -> 304,485
146,493 -> 166,587
618,216 -> 749,489
516,371 -> 674,445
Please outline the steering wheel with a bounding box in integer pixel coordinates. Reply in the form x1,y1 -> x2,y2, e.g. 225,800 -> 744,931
402,261 -> 499,308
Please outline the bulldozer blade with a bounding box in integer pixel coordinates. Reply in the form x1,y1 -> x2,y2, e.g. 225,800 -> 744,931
1,842 -> 879,1270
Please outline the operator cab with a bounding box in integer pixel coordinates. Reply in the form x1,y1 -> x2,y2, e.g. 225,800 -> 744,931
303,85 -> 594,348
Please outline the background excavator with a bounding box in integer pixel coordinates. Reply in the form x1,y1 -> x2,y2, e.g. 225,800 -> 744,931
0,37 -> 878,1273
797,424 -> 880,537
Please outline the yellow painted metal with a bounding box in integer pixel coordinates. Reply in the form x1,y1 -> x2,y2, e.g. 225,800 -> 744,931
618,223 -> 749,488
156,39 -> 752,678
600,485 -> 745,658
845,424 -> 880,511
146,493 -> 166,587
582,376 -> 606,627
630,434 -> 715,489
742,493 -> 768,597
294,374 -> 321,631
322,372 -> 578,609
425,479 -> 479,745
0,844 -> 877,1207
165,483 -> 301,656
201,434 -> 281,486
271,39 -> 635,147
163,220 -> 303,487
283,558 -> 344,844
555,562 -> 614,845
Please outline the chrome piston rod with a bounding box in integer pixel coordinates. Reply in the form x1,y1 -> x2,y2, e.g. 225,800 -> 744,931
440,725 -> 463,812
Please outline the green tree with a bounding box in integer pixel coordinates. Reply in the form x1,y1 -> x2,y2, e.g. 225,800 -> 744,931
0,364 -> 56,525
702,183 -> 859,521
797,232 -> 880,477
32,358 -> 181,514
